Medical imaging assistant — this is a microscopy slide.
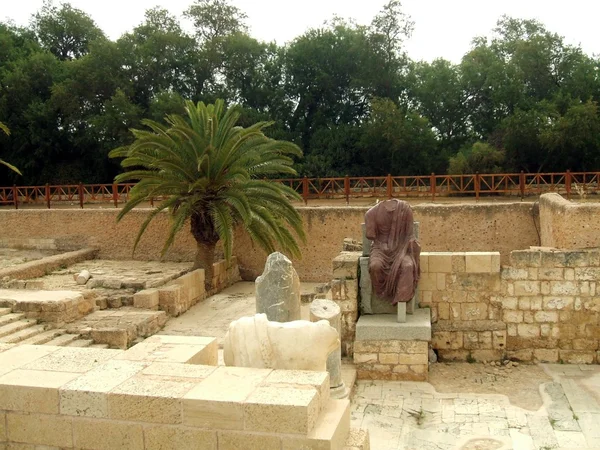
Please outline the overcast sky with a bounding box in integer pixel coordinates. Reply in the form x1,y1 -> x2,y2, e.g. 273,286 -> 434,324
3,0 -> 599,63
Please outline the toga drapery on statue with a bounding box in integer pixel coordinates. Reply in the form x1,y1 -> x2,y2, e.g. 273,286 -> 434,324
365,199 -> 420,305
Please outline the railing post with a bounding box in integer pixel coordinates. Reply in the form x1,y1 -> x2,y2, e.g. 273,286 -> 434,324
150,197 -> 154,207
45,183 -> 50,209
302,177 -> 308,205
344,175 -> 350,205
386,174 -> 392,199
565,170 -> 571,200
430,173 -> 436,202
112,183 -> 118,208
12,185 -> 18,210
78,183 -> 84,209
519,171 -> 525,201
475,172 -> 480,201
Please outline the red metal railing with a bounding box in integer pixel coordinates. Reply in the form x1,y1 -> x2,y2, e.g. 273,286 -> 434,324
1,171 -> 598,208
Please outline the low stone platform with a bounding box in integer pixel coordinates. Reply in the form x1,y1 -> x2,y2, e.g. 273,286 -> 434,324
0,340 -> 368,449
0,289 -> 94,324
65,308 -> 169,349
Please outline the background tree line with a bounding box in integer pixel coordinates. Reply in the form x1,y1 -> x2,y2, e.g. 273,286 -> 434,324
1,0 -> 600,185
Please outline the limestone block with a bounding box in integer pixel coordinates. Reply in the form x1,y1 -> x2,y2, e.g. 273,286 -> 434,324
517,324 -> 540,338
158,285 -> 184,316
265,369 -> 330,409
133,289 -> 159,310
510,250 -> 542,268
255,252 -> 301,322
533,349 -> 559,362
73,418 -> 144,450
0,344 -> 60,377
142,362 -> 216,380
535,311 -> 559,323
217,431 -> 281,450
244,386 -> 320,434
7,412 -> 73,448
429,253 -> 452,273
0,411 -> 4,442
355,309 -> 431,341
514,281 -> 540,296
183,366 -> 272,430
223,314 -> 339,371
109,374 -> 198,424
144,425 -> 217,450
501,267 -> 529,280
460,303 -> 488,321
0,369 -> 78,414
21,347 -> 121,373
344,428 -> 370,450
431,331 -> 463,350
559,350 -> 595,364
359,257 -> 396,315
116,336 -> 218,366
89,326 -> 133,349
550,282 -> 579,296
281,399 -> 351,450
332,252 -> 361,280
60,359 -> 148,418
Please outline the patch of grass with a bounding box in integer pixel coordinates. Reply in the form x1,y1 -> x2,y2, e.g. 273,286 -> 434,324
549,418 -> 557,427
466,353 -> 476,364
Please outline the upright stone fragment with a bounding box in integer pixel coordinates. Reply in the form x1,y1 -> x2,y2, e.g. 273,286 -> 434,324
310,299 -> 347,399
255,252 -> 301,322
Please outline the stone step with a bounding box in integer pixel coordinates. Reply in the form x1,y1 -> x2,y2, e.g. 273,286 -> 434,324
0,324 -> 48,344
44,334 -> 81,347
20,329 -> 67,345
0,319 -> 37,338
89,343 -> 110,349
0,308 -> 12,317
0,313 -> 26,328
66,339 -> 94,348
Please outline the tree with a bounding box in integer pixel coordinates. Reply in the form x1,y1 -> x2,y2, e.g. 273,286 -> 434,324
109,99 -> 306,289
448,142 -> 505,174
184,0 -> 248,42
31,1 -> 106,60
0,123 -> 21,175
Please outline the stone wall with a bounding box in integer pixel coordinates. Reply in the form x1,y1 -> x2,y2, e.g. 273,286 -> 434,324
333,248 -> 599,365
353,340 -> 429,382
501,249 -> 600,364
0,201 -> 537,282
540,193 -> 600,249
422,249 -> 600,364
0,339 -> 367,450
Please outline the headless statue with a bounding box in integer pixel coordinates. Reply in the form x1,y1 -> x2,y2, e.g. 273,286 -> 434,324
365,199 -> 420,305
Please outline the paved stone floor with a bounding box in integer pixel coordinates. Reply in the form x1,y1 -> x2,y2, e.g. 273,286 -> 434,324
159,281 -> 319,346
351,364 -> 600,450
29,259 -> 191,290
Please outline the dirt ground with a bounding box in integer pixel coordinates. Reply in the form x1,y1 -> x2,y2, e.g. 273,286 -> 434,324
0,248 -> 57,269
429,361 -> 552,411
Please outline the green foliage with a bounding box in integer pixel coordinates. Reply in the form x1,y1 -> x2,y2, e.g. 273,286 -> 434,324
2,2 -> 600,185
448,142 -> 506,175
110,99 -> 306,284
0,122 -> 21,175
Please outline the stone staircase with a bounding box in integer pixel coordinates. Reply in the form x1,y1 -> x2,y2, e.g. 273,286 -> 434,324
0,307 -> 108,348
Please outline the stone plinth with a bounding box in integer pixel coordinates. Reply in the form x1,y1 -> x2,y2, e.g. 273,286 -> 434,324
354,310 -> 431,381
355,308 -> 431,341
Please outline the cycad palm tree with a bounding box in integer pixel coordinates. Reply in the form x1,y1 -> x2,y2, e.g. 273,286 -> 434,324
0,122 -> 22,175
110,99 -> 305,290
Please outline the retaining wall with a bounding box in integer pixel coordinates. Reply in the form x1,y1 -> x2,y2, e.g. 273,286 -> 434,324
0,201 -> 538,283
540,193 -> 600,249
